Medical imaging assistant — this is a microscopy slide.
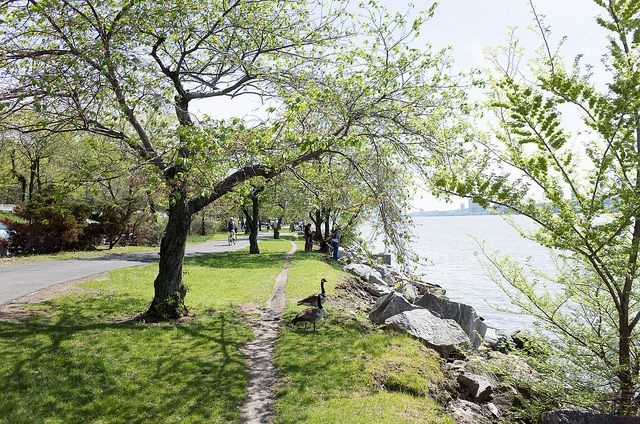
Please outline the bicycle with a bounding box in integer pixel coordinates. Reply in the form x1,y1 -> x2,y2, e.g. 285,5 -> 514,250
228,230 -> 237,245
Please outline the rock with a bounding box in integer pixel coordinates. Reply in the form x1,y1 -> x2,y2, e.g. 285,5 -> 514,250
368,269 -> 387,286
482,326 -> 500,348
337,248 -> 350,260
395,280 -> 419,303
363,283 -> 391,297
446,359 -> 470,373
411,279 -> 447,296
491,384 -> 522,412
384,309 -> 471,357
370,253 -> 392,265
415,292 -> 499,349
446,399 -> 493,424
368,292 -> 419,324
457,373 -> 493,402
388,268 -> 404,282
343,263 -> 372,281
541,410 -> 640,424
486,402 -> 501,418
491,350 -> 539,382
511,329 -> 528,349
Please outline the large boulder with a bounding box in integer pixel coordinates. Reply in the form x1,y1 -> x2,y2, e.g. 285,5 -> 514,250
395,280 -> 420,303
363,283 -> 392,298
368,292 -> 418,324
368,269 -> 387,286
343,263 -> 372,281
541,410 -> 640,424
384,309 -> 471,357
457,373 -> 493,402
415,292 -> 499,348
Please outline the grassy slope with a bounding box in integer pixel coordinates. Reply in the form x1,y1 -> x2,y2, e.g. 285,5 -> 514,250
274,241 -> 454,424
0,237 -> 454,423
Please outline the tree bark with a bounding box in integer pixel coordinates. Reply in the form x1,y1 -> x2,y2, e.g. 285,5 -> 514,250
143,190 -> 190,320
617,316 -> 634,414
249,194 -> 260,254
312,209 -> 323,242
28,160 -> 37,202
273,214 -> 284,239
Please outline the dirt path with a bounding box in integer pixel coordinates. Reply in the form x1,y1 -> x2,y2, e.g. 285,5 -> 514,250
238,239 -> 297,424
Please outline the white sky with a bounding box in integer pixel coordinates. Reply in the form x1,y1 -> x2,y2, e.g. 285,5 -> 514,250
195,0 -> 611,211
385,0 -> 610,211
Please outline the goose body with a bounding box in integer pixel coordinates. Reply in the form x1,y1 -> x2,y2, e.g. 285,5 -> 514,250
291,304 -> 326,331
297,278 -> 327,308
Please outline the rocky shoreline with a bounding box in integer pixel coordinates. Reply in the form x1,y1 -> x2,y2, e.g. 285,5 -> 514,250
334,248 -> 638,424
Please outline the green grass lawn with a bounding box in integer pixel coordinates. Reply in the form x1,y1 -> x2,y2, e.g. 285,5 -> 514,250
0,236 -> 454,423
274,240 -> 454,424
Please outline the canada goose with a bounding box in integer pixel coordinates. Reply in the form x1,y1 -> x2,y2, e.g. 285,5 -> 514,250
291,302 -> 327,331
297,278 -> 327,308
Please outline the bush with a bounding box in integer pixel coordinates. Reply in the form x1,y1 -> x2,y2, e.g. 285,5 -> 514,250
1,191 -> 164,254
0,237 -> 8,257
128,218 -> 164,247
7,194 -> 93,254
188,216 -> 217,236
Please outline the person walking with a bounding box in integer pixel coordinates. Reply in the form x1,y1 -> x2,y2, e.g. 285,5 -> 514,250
304,223 -> 313,251
330,226 -> 341,260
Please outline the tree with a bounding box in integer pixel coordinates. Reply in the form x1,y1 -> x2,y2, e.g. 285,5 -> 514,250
291,143 -> 416,259
1,0 -> 463,320
241,183 -> 265,255
258,173 -> 304,240
431,0 -> 640,413
1,128 -> 67,202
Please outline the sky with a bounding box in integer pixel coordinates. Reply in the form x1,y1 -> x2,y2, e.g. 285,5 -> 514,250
196,0 -> 612,211
379,0 -> 610,211
395,0 -> 608,74
406,1 -> 610,210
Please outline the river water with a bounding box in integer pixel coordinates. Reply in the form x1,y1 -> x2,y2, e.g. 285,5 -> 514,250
367,214 -> 559,335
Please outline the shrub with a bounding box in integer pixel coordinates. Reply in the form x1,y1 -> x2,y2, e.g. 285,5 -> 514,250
8,194 -> 93,254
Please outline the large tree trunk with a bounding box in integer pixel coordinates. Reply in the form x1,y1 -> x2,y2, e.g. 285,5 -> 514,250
10,150 -> 27,202
312,209 -> 323,242
28,160 -> 37,201
616,212 -> 640,414
273,214 -> 284,239
242,200 -> 261,255
242,186 -> 264,254
617,317 -> 634,414
249,194 -> 260,254
143,192 -> 191,321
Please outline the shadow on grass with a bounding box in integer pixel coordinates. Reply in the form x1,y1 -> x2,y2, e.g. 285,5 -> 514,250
0,293 -> 251,423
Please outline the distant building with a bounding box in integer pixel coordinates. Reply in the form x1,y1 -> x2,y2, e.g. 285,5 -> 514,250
468,199 -> 485,214
409,198 -> 514,217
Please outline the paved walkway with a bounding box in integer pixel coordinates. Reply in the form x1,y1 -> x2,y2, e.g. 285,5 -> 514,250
0,235 -> 263,306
